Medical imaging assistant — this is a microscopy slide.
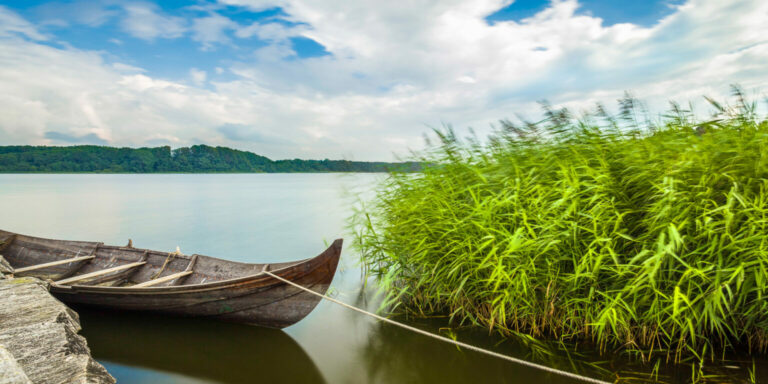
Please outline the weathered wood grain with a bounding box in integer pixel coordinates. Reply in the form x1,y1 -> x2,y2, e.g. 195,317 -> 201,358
55,261 -> 146,285
0,277 -> 114,384
14,256 -> 95,274
133,270 -> 193,288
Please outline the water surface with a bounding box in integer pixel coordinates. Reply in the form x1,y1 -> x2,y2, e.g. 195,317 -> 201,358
1,174 -> 762,384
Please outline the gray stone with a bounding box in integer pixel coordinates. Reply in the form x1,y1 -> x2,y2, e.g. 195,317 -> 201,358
0,345 -> 31,384
0,277 -> 114,384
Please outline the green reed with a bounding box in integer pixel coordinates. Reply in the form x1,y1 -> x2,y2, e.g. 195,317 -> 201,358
352,87 -> 768,366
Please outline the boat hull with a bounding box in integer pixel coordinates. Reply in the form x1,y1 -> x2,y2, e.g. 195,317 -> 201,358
0,230 -> 342,328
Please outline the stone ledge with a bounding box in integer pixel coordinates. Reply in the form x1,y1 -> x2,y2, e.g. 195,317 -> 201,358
0,276 -> 114,384
0,345 -> 31,384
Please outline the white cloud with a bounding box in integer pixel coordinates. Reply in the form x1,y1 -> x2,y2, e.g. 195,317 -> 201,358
120,2 -> 186,40
235,21 -> 305,42
0,6 -> 47,40
112,62 -> 145,73
191,13 -> 236,49
189,68 -> 207,85
34,1 -> 118,28
0,1 -> 767,161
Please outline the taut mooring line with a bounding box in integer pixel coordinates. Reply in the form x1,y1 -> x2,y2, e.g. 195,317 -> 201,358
263,271 -> 612,384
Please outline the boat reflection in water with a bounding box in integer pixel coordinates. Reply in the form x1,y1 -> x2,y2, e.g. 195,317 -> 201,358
76,307 -> 326,384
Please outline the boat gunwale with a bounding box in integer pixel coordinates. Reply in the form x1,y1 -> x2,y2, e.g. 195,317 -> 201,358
50,239 -> 342,294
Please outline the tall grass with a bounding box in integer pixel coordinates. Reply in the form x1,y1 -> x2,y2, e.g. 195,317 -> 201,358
352,87 -> 768,366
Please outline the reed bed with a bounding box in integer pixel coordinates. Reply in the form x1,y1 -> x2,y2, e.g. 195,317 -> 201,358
352,88 -> 768,367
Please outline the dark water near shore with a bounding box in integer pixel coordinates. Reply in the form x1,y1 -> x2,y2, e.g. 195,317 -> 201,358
1,174 -> 764,384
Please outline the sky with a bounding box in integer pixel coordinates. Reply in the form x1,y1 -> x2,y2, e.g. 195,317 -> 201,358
0,0 -> 766,161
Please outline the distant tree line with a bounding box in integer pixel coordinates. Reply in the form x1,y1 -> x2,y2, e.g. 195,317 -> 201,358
0,145 -> 421,173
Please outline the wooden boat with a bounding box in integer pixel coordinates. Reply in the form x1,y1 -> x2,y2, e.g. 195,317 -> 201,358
0,229 -> 342,328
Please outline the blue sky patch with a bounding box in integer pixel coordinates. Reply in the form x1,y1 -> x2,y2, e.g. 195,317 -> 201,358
579,0 -> 685,26
289,36 -> 330,59
486,0 -> 549,24
216,6 -> 301,27
486,0 -> 685,26
3,0 -> 325,82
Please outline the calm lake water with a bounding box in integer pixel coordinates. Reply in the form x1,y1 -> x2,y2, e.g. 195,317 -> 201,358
0,174 -> 763,384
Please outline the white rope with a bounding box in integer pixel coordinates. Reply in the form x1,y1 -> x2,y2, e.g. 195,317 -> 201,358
264,271 -> 612,384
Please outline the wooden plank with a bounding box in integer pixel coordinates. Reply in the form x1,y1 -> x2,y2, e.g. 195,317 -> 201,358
133,270 -> 193,288
170,254 -> 197,286
185,255 -> 198,272
14,255 -> 95,273
54,261 -> 146,285
52,243 -> 101,281
77,251 -> 146,288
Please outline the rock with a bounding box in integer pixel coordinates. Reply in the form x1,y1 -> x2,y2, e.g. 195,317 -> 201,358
0,277 -> 114,384
0,345 -> 32,384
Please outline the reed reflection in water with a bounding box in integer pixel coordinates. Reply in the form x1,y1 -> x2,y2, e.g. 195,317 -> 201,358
357,317 -> 596,384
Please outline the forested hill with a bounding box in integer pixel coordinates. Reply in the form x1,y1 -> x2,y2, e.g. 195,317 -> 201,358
0,145 -> 420,173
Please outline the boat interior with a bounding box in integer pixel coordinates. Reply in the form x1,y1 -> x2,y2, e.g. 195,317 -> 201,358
0,230 -> 299,288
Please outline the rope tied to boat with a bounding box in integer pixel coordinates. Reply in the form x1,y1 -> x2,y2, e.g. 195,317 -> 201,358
152,246 -> 182,279
262,271 -> 612,384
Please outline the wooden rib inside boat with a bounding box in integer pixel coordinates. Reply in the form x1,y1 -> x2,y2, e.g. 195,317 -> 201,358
0,229 -> 342,328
